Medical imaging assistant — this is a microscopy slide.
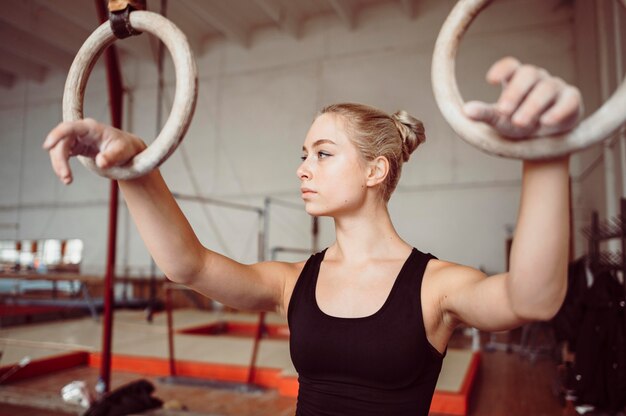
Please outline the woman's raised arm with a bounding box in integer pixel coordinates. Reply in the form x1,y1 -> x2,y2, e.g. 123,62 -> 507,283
44,119 -> 297,314
438,57 -> 581,331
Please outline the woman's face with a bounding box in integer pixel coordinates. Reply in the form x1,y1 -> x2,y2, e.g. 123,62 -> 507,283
297,113 -> 369,217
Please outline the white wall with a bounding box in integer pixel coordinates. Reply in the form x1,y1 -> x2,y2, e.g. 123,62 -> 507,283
0,0 -> 592,277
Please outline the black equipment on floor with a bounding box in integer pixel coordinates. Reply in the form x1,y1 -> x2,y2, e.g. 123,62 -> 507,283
551,198 -> 626,414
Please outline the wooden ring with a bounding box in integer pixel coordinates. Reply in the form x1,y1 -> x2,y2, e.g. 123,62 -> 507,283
63,11 -> 198,179
432,0 -> 626,160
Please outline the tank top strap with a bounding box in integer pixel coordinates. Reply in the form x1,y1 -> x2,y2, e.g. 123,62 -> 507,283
411,248 -> 438,284
390,248 -> 445,360
409,248 -> 437,305
287,249 -> 327,323
386,248 -> 436,294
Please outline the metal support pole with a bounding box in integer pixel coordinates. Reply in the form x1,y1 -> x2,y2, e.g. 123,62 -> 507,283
248,207 -> 267,386
166,284 -> 176,376
621,198 -> 626,299
95,0 -> 123,396
258,208 -> 266,264
569,177 -> 574,261
612,1 -> 626,198
589,212 -> 599,273
263,197 -> 271,262
596,1 -> 619,253
247,311 -> 265,385
312,217 -> 319,253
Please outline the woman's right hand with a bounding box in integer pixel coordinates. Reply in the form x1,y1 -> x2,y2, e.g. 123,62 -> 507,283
43,118 -> 147,184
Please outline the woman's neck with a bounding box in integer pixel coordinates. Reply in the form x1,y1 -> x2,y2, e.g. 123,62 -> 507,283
329,202 -> 410,264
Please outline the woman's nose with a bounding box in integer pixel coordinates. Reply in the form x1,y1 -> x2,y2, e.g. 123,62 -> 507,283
296,160 -> 310,181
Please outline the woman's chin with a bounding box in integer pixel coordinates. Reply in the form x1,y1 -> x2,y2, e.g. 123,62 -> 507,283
304,204 -> 330,218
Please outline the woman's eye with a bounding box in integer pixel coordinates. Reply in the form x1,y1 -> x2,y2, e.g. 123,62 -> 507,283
300,151 -> 330,161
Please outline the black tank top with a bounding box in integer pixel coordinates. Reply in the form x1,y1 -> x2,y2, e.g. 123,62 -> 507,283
288,248 -> 445,416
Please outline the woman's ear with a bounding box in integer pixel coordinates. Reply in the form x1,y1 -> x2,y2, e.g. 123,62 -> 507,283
366,156 -> 389,187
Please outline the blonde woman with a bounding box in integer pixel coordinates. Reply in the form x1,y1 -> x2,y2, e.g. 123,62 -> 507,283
44,57 -> 581,415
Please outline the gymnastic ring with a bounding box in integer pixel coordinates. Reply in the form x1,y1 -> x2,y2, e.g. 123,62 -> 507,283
63,11 -> 198,180
432,0 -> 626,160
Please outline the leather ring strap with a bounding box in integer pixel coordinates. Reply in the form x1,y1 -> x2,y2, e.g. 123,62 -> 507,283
108,0 -> 146,39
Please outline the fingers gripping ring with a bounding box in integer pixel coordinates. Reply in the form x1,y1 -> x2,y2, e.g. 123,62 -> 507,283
63,11 -> 198,180
432,0 -> 626,160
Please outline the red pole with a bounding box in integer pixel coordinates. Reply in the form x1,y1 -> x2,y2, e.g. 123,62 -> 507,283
247,312 -> 265,385
94,0 -> 123,395
166,285 -> 176,376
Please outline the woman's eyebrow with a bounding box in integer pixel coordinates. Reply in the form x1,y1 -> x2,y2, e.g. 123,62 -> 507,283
302,139 -> 336,151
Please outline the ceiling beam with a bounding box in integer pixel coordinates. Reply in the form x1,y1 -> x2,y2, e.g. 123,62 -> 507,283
0,0 -> 87,54
280,12 -> 301,39
181,0 -> 250,47
253,0 -> 300,38
327,0 -> 357,30
0,49 -> 46,82
0,70 -> 16,88
0,0 -> 35,30
34,0 -> 101,30
253,0 -> 280,22
0,22 -> 74,70
154,2 -> 205,57
399,0 -> 418,19
32,0 -> 152,60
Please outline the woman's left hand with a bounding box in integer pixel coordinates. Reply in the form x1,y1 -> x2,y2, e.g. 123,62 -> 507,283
463,57 -> 583,139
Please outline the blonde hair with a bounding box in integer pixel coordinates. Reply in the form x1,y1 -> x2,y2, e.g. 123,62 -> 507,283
319,103 -> 426,201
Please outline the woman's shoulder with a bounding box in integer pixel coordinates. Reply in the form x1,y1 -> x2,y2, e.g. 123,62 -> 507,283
422,256 -> 487,292
267,259 -> 307,282
277,258 -> 313,317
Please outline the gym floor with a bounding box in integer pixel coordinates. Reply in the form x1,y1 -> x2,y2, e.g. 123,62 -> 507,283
0,308 -> 564,416
3,349 -> 563,416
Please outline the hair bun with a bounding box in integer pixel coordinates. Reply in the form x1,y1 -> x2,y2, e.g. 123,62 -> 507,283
391,110 -> 426,162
